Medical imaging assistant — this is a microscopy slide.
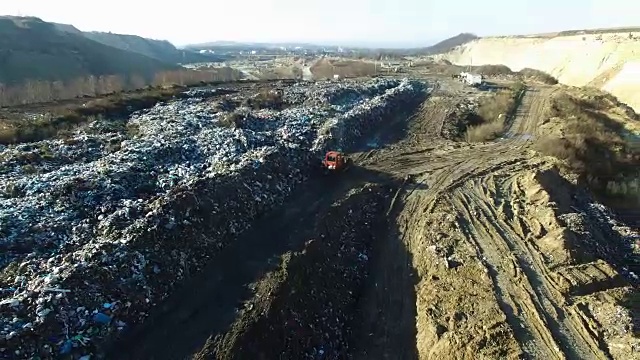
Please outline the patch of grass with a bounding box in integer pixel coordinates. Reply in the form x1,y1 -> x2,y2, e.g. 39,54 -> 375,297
0,87 -> 183,145
465,84 -> 524,142
0,127 -> 18,144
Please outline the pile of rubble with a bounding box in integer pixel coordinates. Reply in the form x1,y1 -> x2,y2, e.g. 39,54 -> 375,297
0,78 -> 427,358
441,98 -> 479,140
557,190 -> 640,285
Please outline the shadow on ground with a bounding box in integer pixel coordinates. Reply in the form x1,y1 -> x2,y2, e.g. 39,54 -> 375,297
348,181 -> 420,360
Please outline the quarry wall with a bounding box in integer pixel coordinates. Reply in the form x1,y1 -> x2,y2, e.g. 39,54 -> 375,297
442,32 -> 640,112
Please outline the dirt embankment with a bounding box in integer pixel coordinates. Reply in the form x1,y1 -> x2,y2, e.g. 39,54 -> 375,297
441,32 -> 640,111
407,162 -> 638,359
202,183 -> 395,359
534,86 -> 640,227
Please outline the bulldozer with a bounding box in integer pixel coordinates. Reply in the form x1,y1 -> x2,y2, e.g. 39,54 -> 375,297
321,151 -> 352,173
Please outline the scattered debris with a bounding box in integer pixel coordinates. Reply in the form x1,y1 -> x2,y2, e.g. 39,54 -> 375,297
0,78 -> 427,358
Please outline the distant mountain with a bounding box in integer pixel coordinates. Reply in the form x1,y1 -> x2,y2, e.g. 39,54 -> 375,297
426,33 -> 479,54
184,34 -> 480,56
184,40 -> 328,52
81,32 -> 223,64
0,16 -> 177,85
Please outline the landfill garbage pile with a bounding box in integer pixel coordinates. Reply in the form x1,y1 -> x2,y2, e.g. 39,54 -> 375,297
0,78 -> 427,358
558,198 -> 640,286
312,79 -> 428,151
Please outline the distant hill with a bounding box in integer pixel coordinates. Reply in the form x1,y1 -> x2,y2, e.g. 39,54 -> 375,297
185,41 -> 325,51
394,33 -> 479,56
52,22 -> 219,64
184,35 -> 480,57
81,32 -> 223,64
426,33 -> 479,54
0,16 -> 178,85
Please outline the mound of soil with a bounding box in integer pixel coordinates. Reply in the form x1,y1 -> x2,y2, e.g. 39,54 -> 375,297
208,184 -> 394,359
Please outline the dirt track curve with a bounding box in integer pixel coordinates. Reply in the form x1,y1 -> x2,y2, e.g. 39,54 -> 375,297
110,83 -> 637,360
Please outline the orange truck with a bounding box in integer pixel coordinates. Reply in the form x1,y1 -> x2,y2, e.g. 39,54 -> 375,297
321,151 -> 352,172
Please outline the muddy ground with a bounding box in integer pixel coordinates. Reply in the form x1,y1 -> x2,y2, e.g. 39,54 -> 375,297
108,77 -> 638,360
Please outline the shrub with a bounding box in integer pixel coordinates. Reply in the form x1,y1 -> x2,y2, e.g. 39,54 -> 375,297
518,68 -> 558,85
463,83 -> 524,142
535,91 -> 640,200
465,118 -> 506,142
218,112 -> 244,128
476,89 -> 520,123
474,64 -> 514,76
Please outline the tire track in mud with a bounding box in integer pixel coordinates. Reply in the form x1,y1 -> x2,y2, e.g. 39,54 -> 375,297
359,85 -> 616,359
453,187 -> 561,359
447,88 -> 600,360
450,168 -> 615,359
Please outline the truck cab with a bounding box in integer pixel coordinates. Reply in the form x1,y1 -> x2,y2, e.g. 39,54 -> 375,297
322,151 -> 348,171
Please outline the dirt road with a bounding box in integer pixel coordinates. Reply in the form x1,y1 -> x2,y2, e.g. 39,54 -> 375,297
110,82 -> 638,359
356,85 -> 637,360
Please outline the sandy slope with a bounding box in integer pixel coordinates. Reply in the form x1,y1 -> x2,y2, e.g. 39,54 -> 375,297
441,32 -> 640,111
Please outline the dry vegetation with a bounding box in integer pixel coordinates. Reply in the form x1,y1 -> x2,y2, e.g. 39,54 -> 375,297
243,89 -> 285,110
0,88 -> 183,144
536,89 -> 640,201
0,68 -> 243,144
218,111 -> 245,129
473,64 -> 514,76
0,68 -> 241,107
465,83 -> 525,142
518,68 -> 559,84
471,65 -> 559,85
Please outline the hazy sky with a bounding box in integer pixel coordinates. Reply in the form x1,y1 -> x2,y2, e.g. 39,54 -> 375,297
1,0 -> 639,47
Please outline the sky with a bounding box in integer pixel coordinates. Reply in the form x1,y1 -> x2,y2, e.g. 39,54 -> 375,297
1,0 -> 639,47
